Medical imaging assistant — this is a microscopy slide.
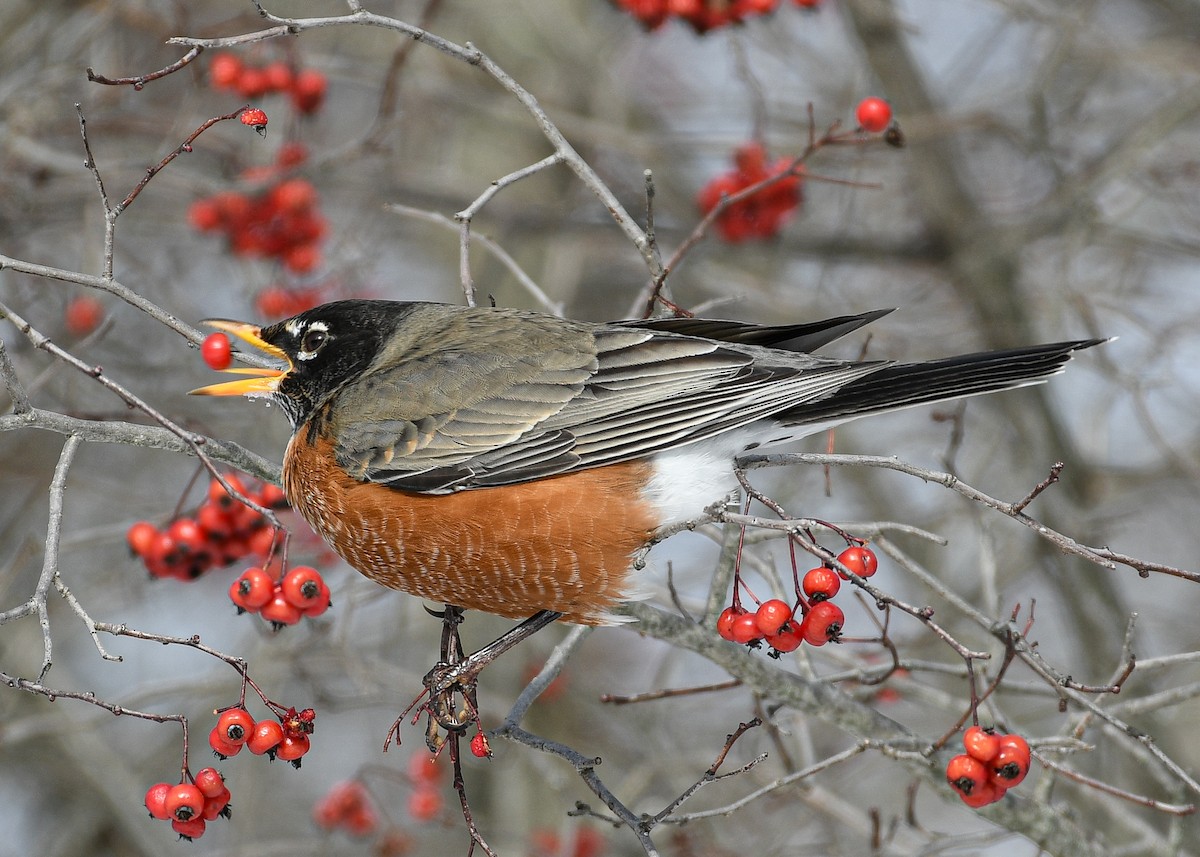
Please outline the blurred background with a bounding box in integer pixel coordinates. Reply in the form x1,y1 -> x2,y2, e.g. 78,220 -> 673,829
2,0 -> 1199,854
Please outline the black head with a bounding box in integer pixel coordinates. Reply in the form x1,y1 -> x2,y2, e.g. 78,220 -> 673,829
259,300 -> 418,426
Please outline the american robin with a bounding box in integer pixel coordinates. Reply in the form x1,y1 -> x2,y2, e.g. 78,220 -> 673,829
193,299 -> 1102,629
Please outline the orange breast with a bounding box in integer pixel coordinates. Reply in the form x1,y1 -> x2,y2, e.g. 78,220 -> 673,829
282,433 -> 659,624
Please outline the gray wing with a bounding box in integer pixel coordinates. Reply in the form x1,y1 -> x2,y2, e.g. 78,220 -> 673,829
329,313 -> 883,493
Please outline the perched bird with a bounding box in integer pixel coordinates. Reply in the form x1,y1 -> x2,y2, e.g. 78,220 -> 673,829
194,299 -> 1102,627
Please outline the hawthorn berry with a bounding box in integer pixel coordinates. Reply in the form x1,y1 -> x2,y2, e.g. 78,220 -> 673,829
164,783 -> 206,822
209,725 -> 243,759
946,753 -> 988,798
291,69 -> 328,113
201,787 -> 232,821
730,612 -> 763,644
754,599 -> 793,637
240,107 -> 269,129
314,780 -> 377,835
407,787 -> 442,822
126,521 -> 158,557
193,767 -> 226,799
276,733 -> 311,766
959,779 -> 1005,808
263,61 -> 293,93
801,566 -> 841,601
836,545 -> 878,579
280,565 -> 329,612
218,705 -> 255,744
172,816 -> 207,840
470,732 -> 491,758
261,590 -> 303,627
962,725 -> 1000,763
990,734 -> 1031,788
247,719 -> 285,756
801,600 -> 844,646
201,333 -> 233,371
208,53 -> 242,90
408,753 -> 442,785
766,622 -> 803,653
64,295 -> 103,336
696,141 -> 802,243
855,97 -> 893,133
237,68 -> 269,98
145,782 -> 173,820
230,567 -> 275,613
716,605 -> 745,641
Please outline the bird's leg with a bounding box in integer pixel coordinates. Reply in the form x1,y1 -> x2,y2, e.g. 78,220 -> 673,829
423,609 -> 564,733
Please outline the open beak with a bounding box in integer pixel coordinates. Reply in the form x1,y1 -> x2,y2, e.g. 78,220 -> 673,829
189,320 -> 291,397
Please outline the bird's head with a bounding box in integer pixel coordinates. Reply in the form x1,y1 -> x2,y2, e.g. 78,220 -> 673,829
191,299 -> 411,427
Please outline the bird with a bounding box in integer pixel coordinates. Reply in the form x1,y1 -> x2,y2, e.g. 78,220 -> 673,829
193,299 -> 1103,634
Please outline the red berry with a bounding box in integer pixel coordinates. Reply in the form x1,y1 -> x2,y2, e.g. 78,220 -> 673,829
126,521 -> 158,557
407,786 -> 442,822
145,782 -> 172,819
64,295 -> 103,336
240,107 -> 269,129
276,142 -> 309,168
716,605 -> 744,641
855,97 -> 892,133
801,566 -> 841,601
193,767 -> 225,799
208,725 -> 242,759
201,333 -> 233,371
208,53 -> 242,90
208,474 -> 247,511
280,565 -> 328,611
261,589 -> 303,626
283,242 -> 320,274
276,732 -> 311,765
946,753 -> 989,798
801,601 -> 844,646
270,178 -> 317,213
963,725 -> 1001,763
187,198 -> 223,232
754,599 -> 793,637
470,732 -> 491,758
164,783 -> 206,822
236,68 -> 268,99
836,546 -> 878,579
197,503 -> 233,539
291,69 -> 328,114
730,613 -> 763,644
229,567 -> 275,613
215,707 -> 255,746
408,753 -> 442,785
171,816 -> 207,840
262,61 -> 293,93
258,482 -> 288,509
990,734 -> 1031,788
794,0 -> 820,7
959,778 -> 1005,808
201,786 -> 231,821
766,622 -> 803,653
247,719 -> 284,756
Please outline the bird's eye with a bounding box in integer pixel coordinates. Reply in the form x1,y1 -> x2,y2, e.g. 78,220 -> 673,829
300,328 -> 327,355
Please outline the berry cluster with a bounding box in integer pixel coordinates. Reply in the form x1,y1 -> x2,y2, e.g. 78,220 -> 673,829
697,141 -> 802,243
188,175 -> 328,274
208,53 -> 327,115
313,780 -> 379,837
716,545 -> 877,655
947,727 -> 1031,808
125,475 -> 286,581
209,704 -> 316,768
229,564 -> 331,628
406,754 -> 445,822
144,767 -> 231,841
254,283 -> 327,319
614,0 -> 819,33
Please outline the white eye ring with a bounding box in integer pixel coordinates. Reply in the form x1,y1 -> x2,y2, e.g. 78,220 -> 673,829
296,322 -> 329,361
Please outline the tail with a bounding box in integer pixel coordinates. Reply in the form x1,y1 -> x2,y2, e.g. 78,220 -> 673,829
624,309 -> 895,353
779,338 -> 1109,428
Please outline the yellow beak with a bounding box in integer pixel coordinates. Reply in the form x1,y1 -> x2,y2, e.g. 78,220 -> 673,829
189,320 -> 291,396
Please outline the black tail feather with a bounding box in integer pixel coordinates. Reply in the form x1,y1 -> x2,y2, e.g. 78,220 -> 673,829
780,338 -> 1108,427
623,309 -> 895,353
